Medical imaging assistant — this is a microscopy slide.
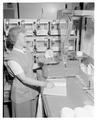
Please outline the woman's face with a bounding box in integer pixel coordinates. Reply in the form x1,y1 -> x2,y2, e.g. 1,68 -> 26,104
17,32 -> 27,48
16,32 -> 34,51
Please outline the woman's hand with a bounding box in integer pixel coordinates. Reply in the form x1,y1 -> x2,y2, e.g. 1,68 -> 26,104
46,81 -> 55,89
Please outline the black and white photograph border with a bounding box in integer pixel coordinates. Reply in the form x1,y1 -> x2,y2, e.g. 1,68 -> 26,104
0,0 -> 97,119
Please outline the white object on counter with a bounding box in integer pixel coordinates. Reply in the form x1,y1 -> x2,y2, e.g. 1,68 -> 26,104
43,78 -> 67,96
60,107 -> 74,117
84,105 -> 94,117
80,63 -> 94,76
60,105 -> 94,117
87,64 -> 94,75
80,63 -> 87,74
74,105 -> 94,117
74,107 -> 88,117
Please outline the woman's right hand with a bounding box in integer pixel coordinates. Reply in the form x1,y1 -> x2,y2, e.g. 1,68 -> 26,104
45,81 -> 54,89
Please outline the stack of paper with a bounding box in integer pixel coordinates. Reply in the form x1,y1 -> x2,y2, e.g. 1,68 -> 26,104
43,78 -> 66,96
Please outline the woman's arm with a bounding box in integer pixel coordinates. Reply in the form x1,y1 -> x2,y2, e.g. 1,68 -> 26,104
16,72 -> 47,87
7,61 -> 53,88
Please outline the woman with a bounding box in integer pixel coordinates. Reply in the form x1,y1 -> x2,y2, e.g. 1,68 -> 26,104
5,26 -> 53,117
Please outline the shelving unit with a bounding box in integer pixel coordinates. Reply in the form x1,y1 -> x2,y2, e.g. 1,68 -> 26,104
4,16 -> 80,61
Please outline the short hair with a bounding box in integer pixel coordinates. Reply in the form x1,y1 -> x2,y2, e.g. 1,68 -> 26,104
6,26 -> 26,50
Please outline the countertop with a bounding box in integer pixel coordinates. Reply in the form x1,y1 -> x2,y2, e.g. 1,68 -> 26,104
42,76 -> 93,117
41,60 -> 94,117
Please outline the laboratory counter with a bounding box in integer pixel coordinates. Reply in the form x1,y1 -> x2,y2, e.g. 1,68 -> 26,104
41,60 -> 94,117
42,77 -> 93,117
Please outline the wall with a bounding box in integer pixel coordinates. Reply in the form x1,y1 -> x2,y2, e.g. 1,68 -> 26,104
19,3 -> 81,19
19,3 -> 66,19
3,3 -> 80,19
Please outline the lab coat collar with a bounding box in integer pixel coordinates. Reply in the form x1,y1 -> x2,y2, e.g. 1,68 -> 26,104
13,47 -> 27,54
